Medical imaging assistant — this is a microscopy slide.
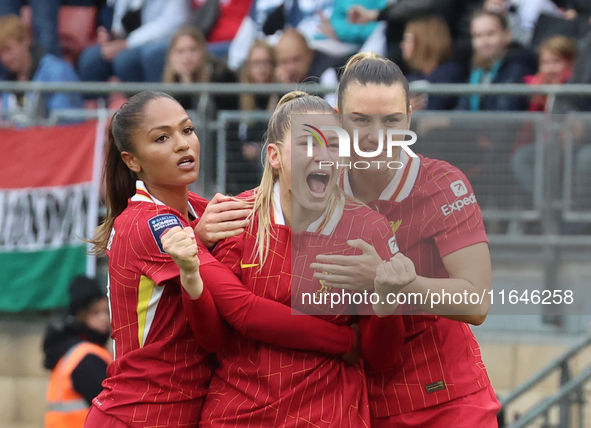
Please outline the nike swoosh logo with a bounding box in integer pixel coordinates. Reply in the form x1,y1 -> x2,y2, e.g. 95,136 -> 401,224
240,262 -> 259,269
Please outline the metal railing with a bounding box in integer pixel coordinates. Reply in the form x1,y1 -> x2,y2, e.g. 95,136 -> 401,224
4,81 -> 591,95
4,81 -> 589,227
501,334 -> 591,428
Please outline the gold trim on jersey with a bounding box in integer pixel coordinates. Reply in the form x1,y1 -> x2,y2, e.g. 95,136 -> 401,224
136,275 -> 164,348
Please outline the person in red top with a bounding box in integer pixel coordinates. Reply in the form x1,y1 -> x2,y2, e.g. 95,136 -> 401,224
85,91 -> 234,428
197,91 -> 416,427
311,52 -> 500,427
85,90 -> 399,428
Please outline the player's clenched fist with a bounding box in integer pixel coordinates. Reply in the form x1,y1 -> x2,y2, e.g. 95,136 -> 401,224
161,226 -> 201,274
375,253 -> 416,295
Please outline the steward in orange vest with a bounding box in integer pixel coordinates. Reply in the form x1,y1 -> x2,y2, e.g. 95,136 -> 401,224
43,276 -> 112,428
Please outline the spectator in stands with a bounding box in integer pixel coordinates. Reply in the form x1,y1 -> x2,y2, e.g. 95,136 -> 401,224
512,35 -> 576,198
0,0 -> 61,57
456,9 -> 535,111
401,16 -> 467,110
226,40 -> 277,194
239,40 -> 277,111
274,28 -> 339,105
453,10 -> 536,210
0,15 -> 83,124
162,27 -> 238,111
525,35 -> 576,112
552,31 -> 591,221
43,276 -> 112,428
77,0 -> 188,85
347,0 -> 472,69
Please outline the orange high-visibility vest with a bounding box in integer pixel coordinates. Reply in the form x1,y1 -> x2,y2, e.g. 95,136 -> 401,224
45,341 -> 112,428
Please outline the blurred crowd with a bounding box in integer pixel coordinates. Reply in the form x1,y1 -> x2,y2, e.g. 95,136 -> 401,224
1,0 -> 591,232
3,0 -> 591,115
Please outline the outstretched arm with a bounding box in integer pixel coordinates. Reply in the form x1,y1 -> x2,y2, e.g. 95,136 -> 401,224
200,260 -> 357,356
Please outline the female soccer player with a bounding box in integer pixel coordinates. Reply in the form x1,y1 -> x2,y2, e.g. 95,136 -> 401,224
85,91 -> 391,428
311,52 -> 500,427
197,91 -> 415,427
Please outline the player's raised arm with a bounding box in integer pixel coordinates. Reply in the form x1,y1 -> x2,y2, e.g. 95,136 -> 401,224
162,226 -> 203,298
161,225 -> 230,353
204,232 -> 358,357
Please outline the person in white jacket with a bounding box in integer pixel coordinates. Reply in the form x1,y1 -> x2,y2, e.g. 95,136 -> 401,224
78,0 -> 189,85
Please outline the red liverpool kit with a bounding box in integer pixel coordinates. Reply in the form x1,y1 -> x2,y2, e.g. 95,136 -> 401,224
201,183 -> 398,428
91,181 -> 228,428
341,153 -> 500,426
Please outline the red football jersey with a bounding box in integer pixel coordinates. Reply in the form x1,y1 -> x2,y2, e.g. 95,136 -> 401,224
94,181 -> 224,428
201,183 -> 396,428
340,153 -> 493,417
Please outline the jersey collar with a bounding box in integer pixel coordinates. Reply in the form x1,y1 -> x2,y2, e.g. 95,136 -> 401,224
131,180 -> 198,219
272,181 -> 286,225
342,151 -> 420,202
273,181 -> 344,235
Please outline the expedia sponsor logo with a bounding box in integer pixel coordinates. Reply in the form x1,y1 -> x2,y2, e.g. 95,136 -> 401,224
441,193 -> 477,216
450,179 -> 468,197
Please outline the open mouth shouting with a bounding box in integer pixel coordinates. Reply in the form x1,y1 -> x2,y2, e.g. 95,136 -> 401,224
177,155 -> 196,171
306,170 -> 331,198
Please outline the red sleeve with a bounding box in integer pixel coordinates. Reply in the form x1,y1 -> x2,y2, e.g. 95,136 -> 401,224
179,239 -> 230,353
212,234 -> 243,277
129,212 -> 184,285
200,260 -> 356,355
181,285 -> 229,353
131,208 -> 230,352
421,167 -> 488,258
360,310 -> 405,372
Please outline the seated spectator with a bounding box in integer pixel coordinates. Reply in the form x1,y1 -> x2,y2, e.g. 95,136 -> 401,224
0,15 -> 83,125
43,276 -> 112,428
512,35 -> 576,196
227,40 -> 277,194
457,9 -> 535,111
401,16 -> 467,110
0,0 -> 61,57
453,10 -> 536,210
239,40 -> 278,111
274,28 -> 339,105
162,27 -> 238,111
77,0 -> 188,85
347,0 -> 470,70
526,35 -> 576,111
